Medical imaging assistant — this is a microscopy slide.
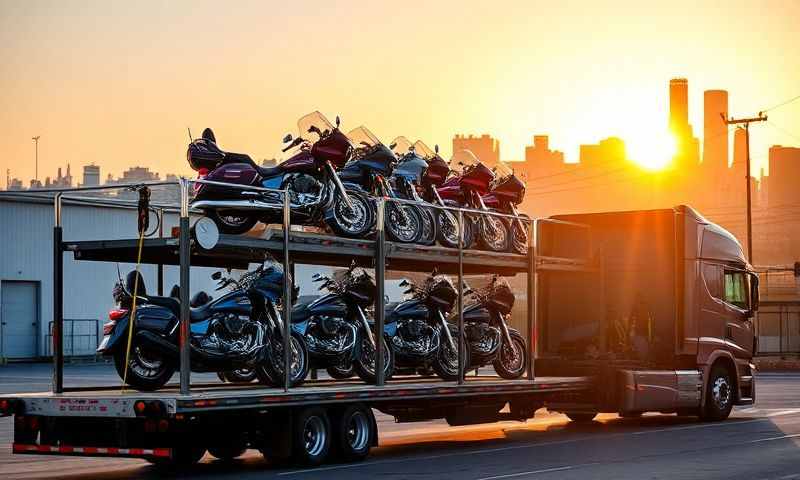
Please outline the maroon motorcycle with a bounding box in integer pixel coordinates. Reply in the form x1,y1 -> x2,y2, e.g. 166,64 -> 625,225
481,161 -> 528,254
188,112 -> 374,237
436,150 -> 509,251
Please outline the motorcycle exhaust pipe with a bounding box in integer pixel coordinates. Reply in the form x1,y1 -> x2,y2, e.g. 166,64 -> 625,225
191,198 -> 284,211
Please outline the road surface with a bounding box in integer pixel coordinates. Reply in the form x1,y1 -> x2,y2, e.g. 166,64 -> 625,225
1,363 -> 799,479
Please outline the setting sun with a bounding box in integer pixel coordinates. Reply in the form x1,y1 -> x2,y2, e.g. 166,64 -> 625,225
627,132 -> 678,171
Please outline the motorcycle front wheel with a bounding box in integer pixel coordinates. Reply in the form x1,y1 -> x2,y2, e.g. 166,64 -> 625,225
113,339 -> 175,391
493,329 -> 528,379
437,207 -> 475,249
326,190 -> 374,238
206,210 -> 259,235
477,213 -> 510,252
326,362 -> 356,379
417,206 -> 438,246
385,203 -> 423,244
260,332 -> 310,388
433,325 -> 469,381
219,368 -> 257,383
354,334 -> 395,384
507,213 -> 530,255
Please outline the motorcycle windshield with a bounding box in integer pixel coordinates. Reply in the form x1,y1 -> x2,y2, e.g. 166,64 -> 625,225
493,161 -> 514,181
449,149 -> 481,173
391,136 -> 414,157
298,111 -> 336,140
347,126 -> 383,149
412,140 -> 437,160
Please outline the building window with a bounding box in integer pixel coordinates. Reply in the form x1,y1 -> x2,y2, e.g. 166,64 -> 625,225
723,271 -> 750,310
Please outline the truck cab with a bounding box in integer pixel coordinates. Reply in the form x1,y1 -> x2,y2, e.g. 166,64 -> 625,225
536,205 -> 758,421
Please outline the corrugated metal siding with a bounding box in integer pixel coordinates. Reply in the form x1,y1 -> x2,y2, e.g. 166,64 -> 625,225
0,199 -> 219,358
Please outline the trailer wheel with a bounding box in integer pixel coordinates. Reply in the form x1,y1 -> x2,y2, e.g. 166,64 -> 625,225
208,442 -> 247,461
148,446 -> 206,468
291,407 -> 331,466
700,364 -> 734,421
564,411 -> 597,423
331,404 -> 374,462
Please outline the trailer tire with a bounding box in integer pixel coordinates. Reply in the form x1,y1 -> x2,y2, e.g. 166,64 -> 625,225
331,404 -> 374,462
564,411 -> 597,423
148,446 -> 206,468
208,442 -> 247,461
700,364 -> 734,422
291,407 -> 331,466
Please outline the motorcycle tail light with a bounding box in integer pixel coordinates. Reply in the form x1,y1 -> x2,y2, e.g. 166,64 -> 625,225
108,309 -> 128,321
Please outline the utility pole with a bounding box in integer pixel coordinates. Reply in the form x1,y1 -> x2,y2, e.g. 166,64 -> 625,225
32,135 -> 41,183
721,112 -> 767,264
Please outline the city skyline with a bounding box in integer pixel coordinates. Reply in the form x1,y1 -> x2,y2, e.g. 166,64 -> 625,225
1,1 -> 798,186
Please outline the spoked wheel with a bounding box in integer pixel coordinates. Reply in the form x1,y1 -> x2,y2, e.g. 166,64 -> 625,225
439,201 -> 475,249
331,404 -> 374,462
507,214 -> 530,255
263,332 -> 309,387
385,203 -> 423,244
417,206 -> 438,246
113,338 -> 175,391
433,325 -> 469,381
493,329 -> 527,379
327,191 -> 375,238
477,213 -> 510,252
206,210 -> 258,235
354,334 -> 394,384
291,407 -> 331,466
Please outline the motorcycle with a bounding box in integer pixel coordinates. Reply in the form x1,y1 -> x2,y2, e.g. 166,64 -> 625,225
481,161 -> 529,255
384,270 -> 467,381
460,276 -> 528,379
437,150 -> 510,252
292,262 -> 394,383
405,140 -> 467,249
387,137 -> 437,246
98,260 -> 309,391
338,126 -> 424,244
188,111 -> 375,237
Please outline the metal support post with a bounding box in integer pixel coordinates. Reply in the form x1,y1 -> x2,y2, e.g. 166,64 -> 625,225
178,179 -> 191,395
282,190 -> 292,392
375,198 -> 386,386
457,209 -> 465,385
157,207 -> 164,296
52,193 -> 64,393
526,218 -> 536,381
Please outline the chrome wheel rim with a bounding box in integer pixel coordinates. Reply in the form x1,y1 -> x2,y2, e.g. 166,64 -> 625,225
439,211 -> 459,244
712,375 -> 731,410
361,338 -> 390,375
219,212 -> 251,227
501,339 -> 524,374
484,216 -> 508,250
335,195 -> 369,234
131,346 -> 164,378
303,416 -> 326,457
388,205 -> 419,242
346,411 -> 370,451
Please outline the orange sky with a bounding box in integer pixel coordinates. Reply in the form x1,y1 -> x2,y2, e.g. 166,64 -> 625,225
1,0 -> 798,186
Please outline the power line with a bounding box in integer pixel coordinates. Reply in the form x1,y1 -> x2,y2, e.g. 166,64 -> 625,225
766,120 -> 800,144
763,94 -> 800,113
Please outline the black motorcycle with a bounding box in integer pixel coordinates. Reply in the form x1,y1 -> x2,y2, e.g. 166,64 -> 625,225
292,263 -> 394,383
98,261 -> 309,391
338,126 -> 424,244
461,276 -> 527,379
188,111 -> 374,237
385,271 -> 467,380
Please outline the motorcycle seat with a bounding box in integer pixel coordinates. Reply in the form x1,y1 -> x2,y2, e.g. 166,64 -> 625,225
291,301 -> 313,323
383,302 -> 400,324
256,164 -> 284,179
189,301 -> 214,322
144,295 -> 181,317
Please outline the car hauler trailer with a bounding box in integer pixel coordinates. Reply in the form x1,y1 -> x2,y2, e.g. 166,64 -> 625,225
0,181 -> 757,469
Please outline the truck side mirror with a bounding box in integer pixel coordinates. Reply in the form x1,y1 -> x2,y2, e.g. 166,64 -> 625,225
749,273 -> 760,316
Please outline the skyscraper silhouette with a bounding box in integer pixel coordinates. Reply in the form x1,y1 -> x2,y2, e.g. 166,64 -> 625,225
668,78 -> 700,168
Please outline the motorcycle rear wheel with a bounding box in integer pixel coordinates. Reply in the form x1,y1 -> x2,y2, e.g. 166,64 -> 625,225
327,362 -> 356,379
206,210 -> 259,235
113,340 -> 175,391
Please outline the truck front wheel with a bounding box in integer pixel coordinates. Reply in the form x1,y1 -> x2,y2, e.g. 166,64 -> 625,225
701,364 -> 734,421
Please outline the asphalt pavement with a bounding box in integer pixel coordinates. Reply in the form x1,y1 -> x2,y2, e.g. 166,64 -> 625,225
1,363 -> 799,479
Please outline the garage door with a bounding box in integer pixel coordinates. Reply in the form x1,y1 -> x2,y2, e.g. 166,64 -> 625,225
1,281 -> 39,359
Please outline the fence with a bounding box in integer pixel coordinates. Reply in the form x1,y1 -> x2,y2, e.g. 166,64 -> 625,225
756,302 -> 800,356
45,319 -> 99,358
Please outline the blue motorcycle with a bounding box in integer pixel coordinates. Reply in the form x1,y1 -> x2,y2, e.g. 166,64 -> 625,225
98,261 -> 309,391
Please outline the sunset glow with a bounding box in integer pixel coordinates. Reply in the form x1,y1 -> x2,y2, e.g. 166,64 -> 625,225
627,132 -> 678,171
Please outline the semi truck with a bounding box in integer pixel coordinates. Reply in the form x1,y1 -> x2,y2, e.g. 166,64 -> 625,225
0,203 -> 758,469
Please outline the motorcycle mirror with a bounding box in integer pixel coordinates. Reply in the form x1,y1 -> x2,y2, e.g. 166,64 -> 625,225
211,271 -> 222,280
282,133 -> 293,143
435,144 -> 439,153
312,273 -> 320,279
389,142 -> 397,150
399,279 -> 409,287
335,115 -> 341,127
